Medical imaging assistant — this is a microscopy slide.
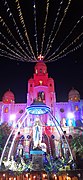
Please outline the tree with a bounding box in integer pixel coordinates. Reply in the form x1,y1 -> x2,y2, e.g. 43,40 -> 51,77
71,134 -> 83,156
0,122 -> 12,157
70,134 -> 83,169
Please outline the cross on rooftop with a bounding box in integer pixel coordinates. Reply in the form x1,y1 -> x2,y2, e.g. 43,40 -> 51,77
37,54 -> 44,61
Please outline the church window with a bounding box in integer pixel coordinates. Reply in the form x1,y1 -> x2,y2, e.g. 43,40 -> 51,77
60,108 -> 64,113
30,98 -> 32,102
30,84 -> 32,87
40,69 -> 42,73
75,105 -> 79,111
38,91 -> 45,101
70,98 -> 73,101
39,80 -> 42,85
74,96 -> 77,100
4,107 -> 8,113
19,109 -> 23,114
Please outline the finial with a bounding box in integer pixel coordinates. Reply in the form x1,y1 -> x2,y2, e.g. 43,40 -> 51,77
37,54 -> 44,61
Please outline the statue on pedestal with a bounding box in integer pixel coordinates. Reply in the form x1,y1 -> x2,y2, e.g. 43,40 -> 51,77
33,117 -> 42,148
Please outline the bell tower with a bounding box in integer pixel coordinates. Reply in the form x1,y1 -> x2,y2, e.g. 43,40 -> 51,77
27,56 -> 56,116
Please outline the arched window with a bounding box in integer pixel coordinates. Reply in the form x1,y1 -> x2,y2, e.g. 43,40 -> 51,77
37,91 -> 45,101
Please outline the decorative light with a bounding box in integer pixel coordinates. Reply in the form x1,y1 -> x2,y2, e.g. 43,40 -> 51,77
0,32 -> 28,59
40,0 -> 50,55
15,0 -> 36,60
26,173 -> 28,177
33,176 -> 36,179
0,16 -> 32,61
53,174 -> 57,179
46,41 -> 83,63
44,0 -> 72,58
9,114 -> 16,121
39,80 -> 43,85
47,15 -> 83,60
0,42 -> 22,59
44,0 -> 64,55
48,32 -> 83,60
27,100 -> 50,115
37,54 -> 44,61
2,0 -> 34,60
67,112 -> 74,119
33,0 -> 38,57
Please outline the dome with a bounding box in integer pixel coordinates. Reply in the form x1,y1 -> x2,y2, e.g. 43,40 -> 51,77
68,88 -> 80,102
2,89 -> 15,104
34,62 -> 47,74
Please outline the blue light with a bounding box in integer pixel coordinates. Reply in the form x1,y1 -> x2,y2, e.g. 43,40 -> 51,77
27,103 -> 50,115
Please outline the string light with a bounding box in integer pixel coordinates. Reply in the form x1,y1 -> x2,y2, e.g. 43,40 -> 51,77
47,32 -> 83,61
40,0 -> 50,55
0,16 -> 33,61
15,0 -> 36,60
0,42 -> 22,59
0,0 -> 82,62
47,15 -> 83,59
33,0 -> 38,57
2,0 -> 35,61
44,0 -> 64,55
0,48 -> 35,62
44,0 -> 72,58
0,32 -> 28,60
46,42 -> 83,63
0,49 -> 25,62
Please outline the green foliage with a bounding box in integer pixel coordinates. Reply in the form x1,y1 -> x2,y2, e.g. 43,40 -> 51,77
0,122 -> 12,156
71,134 -> 83,156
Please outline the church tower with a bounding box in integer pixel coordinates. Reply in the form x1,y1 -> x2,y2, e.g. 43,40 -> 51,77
27,60 -> 56,116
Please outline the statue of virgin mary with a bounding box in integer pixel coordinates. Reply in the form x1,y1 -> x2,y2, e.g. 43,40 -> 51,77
33,117 -> 42,148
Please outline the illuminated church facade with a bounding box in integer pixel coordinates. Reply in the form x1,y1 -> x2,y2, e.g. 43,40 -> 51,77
0,61 -> 83,156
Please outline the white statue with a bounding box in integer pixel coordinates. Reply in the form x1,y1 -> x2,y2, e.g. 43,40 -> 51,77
33,117 -> 42,148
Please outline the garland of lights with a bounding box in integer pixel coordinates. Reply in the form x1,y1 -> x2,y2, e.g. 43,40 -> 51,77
33,0 -> 38,57
0,32 -> 29,60
47,15 -> 83,60
0,49 -> 25,62
40,0 -> 50,55
2,0 -> 34,60
46,42 -> 83,63
0,41 -> 32,62
0,0 -> 82,62
47,32 -> 83,61
0,16 -> 33,61
43,0 -> 64,56
44,0 -> 72,58
0,42 -> 22,59
15,0 -> 36,60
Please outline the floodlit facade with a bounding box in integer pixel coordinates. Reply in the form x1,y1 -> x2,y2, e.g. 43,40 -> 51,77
0,61 -> 83,157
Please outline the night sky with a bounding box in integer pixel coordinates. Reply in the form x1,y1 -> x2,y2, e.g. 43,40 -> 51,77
0,0 -> 83,103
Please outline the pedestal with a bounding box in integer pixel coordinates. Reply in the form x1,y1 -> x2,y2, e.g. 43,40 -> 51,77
30,147 -> 44,171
